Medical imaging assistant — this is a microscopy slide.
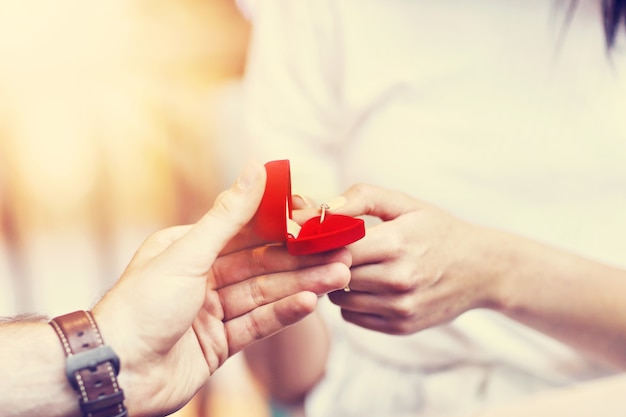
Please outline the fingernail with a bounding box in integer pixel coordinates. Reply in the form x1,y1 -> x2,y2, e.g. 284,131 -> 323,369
292,195 -> 307,207
293,194 -> 316,208
237,161 -> 261,190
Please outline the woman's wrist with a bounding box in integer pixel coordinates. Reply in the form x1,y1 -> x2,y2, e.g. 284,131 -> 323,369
466,225 -> 527,313
480,226 -> 568,317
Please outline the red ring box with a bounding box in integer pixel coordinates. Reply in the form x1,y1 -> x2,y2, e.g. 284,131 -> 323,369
252,159 -> 365,255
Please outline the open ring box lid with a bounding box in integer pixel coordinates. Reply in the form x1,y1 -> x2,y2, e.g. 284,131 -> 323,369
252,159 -> 365,255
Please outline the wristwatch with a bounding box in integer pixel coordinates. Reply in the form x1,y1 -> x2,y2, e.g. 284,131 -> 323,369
49,310 -> 127,417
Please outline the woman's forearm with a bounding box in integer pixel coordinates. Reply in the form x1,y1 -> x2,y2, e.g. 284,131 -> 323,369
487,227 -> 626,368
243,311 -> 330,404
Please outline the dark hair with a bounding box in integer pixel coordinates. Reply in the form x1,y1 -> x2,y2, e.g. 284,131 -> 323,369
603,0 -> 626,48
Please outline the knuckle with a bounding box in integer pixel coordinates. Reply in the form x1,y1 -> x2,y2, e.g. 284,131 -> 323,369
321,263 -> 351,287
212,190 -> 232,214
244,311 -> 265,342
383,271 -> 415,293
389,297 -> 417,319
206,190 -> 245,228
350,182 -> 373,205
349,182 -> 371,195
249,276 -> 267,307
394,322 -> 417,335
377,234 -> 408,260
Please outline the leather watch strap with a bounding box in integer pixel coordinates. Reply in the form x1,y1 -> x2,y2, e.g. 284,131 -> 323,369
50,310 -> 127,417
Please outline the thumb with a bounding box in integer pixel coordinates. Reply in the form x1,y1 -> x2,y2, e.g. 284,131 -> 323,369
162,160 -> 267,270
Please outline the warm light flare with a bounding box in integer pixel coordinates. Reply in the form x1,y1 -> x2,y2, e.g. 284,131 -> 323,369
0,0 -> 250,306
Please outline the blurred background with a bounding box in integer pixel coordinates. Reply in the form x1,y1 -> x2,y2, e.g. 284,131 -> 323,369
0,1 -> 268,415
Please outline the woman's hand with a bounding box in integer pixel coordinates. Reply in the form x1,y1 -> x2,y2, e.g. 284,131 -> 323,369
326,183 -> 502,335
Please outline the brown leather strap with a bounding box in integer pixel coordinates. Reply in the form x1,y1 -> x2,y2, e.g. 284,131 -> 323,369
50,310 -> 127,417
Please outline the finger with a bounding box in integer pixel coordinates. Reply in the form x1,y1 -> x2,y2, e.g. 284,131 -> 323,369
339,221 -> 417,294
333,183 -> 421,221
345,257 -> 417,295
292,194 -> 317,209
340,309 -> 406,335
225,291 -> 320,356
291,207 -> 321,224
290,195 -> 319,224
328,290 -> 403,318
159,160 -> 266,273
212,245 -> 351,288
291,195 -> 346,224
220,262 -> 351,320
347,224 -> 399,266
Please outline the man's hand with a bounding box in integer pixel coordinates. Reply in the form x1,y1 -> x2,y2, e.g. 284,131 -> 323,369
92,161 -> 351,417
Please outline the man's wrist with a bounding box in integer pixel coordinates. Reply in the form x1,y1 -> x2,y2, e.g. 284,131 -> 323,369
49,310 -> 127,417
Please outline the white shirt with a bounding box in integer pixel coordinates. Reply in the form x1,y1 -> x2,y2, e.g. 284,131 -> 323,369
237,0 -> 626,415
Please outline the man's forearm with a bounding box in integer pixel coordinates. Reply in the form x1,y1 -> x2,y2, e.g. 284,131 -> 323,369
0,317 -> 79,417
